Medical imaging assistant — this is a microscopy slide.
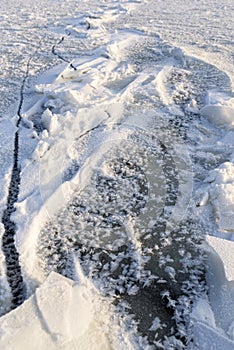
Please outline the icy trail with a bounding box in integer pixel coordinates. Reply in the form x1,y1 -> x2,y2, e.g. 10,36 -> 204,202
0,0 -> 234,349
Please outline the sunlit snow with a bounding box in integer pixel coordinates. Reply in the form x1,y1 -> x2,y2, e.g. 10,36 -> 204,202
0,0 -> 234,349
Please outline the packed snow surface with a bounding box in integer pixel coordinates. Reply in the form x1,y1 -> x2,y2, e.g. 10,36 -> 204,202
0,0 -> 234,349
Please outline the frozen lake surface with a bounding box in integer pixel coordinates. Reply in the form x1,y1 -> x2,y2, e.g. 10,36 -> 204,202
0,0 -> 234,349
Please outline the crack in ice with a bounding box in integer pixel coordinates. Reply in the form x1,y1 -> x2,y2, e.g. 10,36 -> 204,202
1,45 -> 41,309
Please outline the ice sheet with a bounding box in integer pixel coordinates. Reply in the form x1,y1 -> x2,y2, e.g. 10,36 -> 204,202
1,0 -> 234,348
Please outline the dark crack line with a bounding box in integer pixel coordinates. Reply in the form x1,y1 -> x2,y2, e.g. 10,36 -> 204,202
52,33 -> 77,71
1,48 -> 40,309
1,32 -> 80,309
75,111 -> 111,142
16,57 -> 32,127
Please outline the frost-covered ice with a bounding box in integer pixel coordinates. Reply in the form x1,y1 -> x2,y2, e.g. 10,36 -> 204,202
0,0 -> 234,349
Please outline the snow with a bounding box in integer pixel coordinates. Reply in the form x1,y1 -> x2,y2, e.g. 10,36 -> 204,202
0,0 -> 234,348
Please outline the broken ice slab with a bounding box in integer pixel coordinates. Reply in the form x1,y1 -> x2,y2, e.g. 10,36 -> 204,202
206,235 -> 234,282
0,272 -> 111,350
192,321 -> 234,350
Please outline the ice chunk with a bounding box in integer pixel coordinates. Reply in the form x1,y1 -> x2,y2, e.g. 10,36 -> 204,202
200,105 -> 234,128
191,297 -> 216,327
205,239 -> 234,340
192,322 -> 234,350
32,140 -> 50,160
206,236 -> 234,282
205,91 -> 232,105
208,162 -> 234,231
41,109 -> 58,134
0,272 -> 111,350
